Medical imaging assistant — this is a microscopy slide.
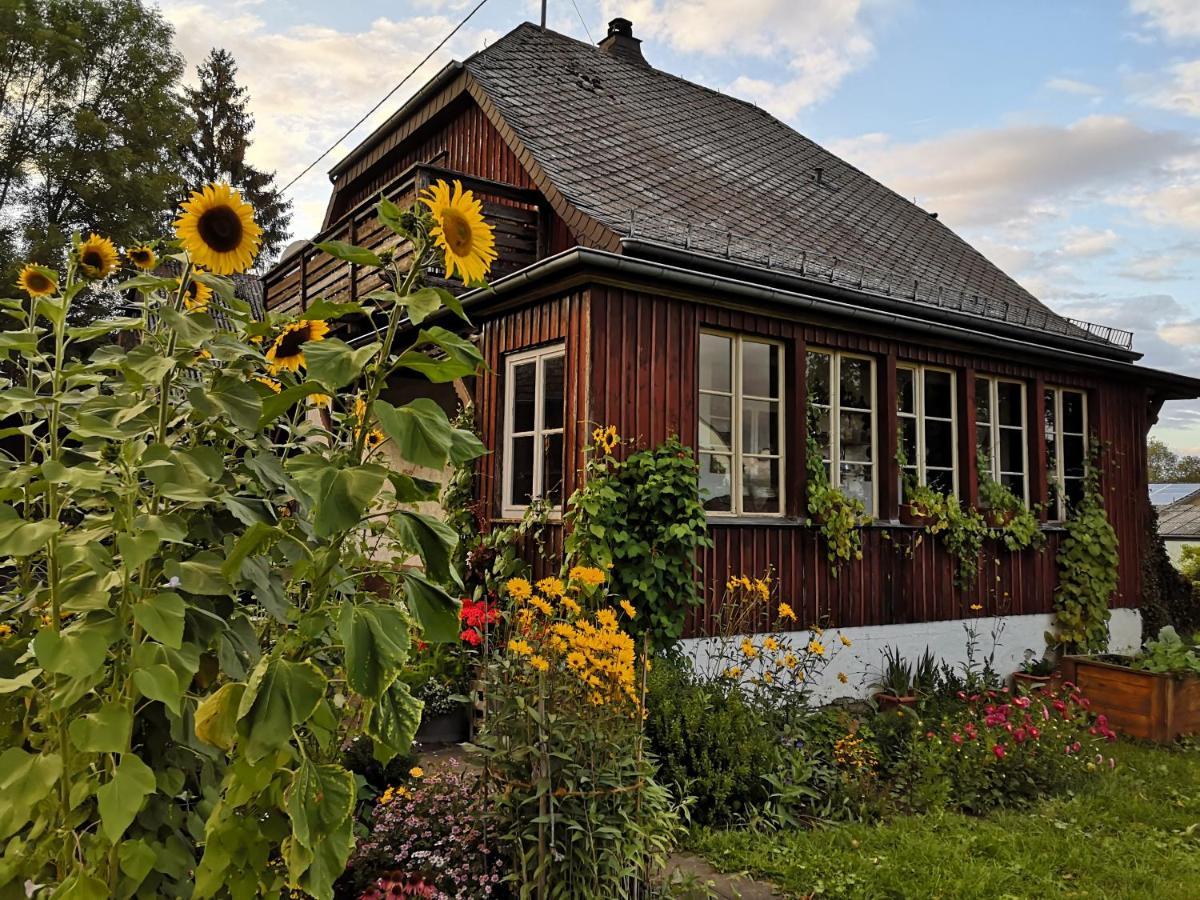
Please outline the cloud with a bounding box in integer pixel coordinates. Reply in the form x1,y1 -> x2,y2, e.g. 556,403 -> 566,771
157,0 -> 495,240
1046,77 -> 1103,97
1061,226 -> 1119,258
1123,251 -> 1193,281
599,0 -> 883,118
828,115 -> 1196,229
1130,0 -> 1200,40
1141,59 -> 1200,118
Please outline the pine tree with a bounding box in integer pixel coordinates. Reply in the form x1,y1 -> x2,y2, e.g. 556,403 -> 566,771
181,48 -> 291,265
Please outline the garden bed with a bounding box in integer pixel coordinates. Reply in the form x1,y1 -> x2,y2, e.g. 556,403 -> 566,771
1059,654 -> 1200,742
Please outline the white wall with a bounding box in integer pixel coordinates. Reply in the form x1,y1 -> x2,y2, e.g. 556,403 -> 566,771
681,609 -> 1143,703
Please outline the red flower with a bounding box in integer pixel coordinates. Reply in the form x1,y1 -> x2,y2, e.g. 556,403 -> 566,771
459,628 -> 482,646
992,743 -> 1006,759
415,640 -> 429,652
459,599 -> 498,629
951,733 -> 964,745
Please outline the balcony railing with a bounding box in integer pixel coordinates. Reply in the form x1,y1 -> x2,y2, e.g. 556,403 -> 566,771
263,163 -> 545,316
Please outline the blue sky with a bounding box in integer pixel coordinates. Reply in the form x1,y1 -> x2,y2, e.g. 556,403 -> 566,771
158,0 -> 1200,449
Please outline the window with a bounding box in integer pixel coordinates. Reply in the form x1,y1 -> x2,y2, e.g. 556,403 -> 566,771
698,332 -> 784,515
1044,387 -> 1087,520
897,366 -> 958,496
976,377 -> 1028,503
503,345 -> 565,516
806,349 -> 876,515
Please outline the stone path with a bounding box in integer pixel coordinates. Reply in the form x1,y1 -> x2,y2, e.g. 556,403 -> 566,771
665,853 -> 785,899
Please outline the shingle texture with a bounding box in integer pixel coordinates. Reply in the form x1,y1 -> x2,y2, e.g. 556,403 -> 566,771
1158,490 -> 1200,538
464,23 -> 1082,337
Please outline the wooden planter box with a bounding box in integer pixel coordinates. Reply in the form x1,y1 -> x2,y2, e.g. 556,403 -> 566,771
1059,655 -> 1200,743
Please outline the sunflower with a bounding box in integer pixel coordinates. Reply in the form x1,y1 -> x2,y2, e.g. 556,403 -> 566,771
307,393 -> 331,408
127,245 -> 157,270
174,183 -> 262,274
419,179 -> 497,284
77,234 -> 118,280
364,427 -> 386,450
183,278 -> 213,313
16,264 -> 56,298
252,375 -> 282,394
265,319 -> 330,373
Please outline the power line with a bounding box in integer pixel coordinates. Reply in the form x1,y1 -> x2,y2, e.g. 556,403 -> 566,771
279,0 -> 491,195
570,0 -> 594,43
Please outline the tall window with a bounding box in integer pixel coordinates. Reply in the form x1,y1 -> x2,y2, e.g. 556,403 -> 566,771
698,332 -> 783,515
503,345 -> 565,516
897,365 -> 957,496
807,350 -> 876,515
976,377 -> 1028,503
1044,387 -> 1087,520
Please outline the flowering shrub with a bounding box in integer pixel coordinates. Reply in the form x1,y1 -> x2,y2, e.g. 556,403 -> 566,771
477,568 -> 679,893
339,761 -> 502,899
913,683 -> 1116,813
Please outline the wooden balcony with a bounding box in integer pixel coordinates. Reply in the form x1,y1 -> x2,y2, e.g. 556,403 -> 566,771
263,163 -> 546,316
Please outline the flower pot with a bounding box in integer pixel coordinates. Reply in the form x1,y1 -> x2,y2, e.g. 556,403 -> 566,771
1011,671 -> 1059,694
1059,655 -> 1200,743
873,691 -> 918,710
414,702 -> 470,745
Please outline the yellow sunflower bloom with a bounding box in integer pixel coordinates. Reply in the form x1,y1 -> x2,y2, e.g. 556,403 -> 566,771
777,602 -> 797,621
364,428 -> 386,450
184,278 -> 213,313
307,393 -> 331,407
252,375 -> 282,394
16,264 -> 56,298
419,179 -> 497,284
506,577 -> 533,601
127,245 -> 157,270
265,319 -> 330,373
408,766 -> 424,778
619,599 -> 637,619
529,655 -> 550,672
77,234 -> 118,280
174,183 -> 262,274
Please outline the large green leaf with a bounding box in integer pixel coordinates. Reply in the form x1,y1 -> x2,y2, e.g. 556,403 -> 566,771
296,816 -> 354,900
302,298 -> 366,320
96,753 -> 156,843
236,658 -> 326,764
312,464 -> 387,539
373,398 -> 454,470
133,592 -> 186,649
0,519 -> 58,558
403,570 -> 461,643
0,748 -> 61,840
339,603 -> 411,699
304,338 -> 380,391
196,377 -> 263,432
68,703 -> 133,753
195,682 -> 246,751
314,240 -> 382,267
34,624 -> 109,679
395,326 -> 484,382
449,426 -> 488,465
403,287 -> 442,326
222,522 -> 281,582
366,679 -> 423,764
132,664 -> 183,715
166,554 -> 232,596
285,760 -> 355,850
117,531 -> 160,573
390,510 -> 457,583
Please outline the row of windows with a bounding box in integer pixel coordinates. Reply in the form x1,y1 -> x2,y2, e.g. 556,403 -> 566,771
501,335 -> 1089,522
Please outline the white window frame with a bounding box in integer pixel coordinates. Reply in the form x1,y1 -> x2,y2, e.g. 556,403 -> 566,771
896,364 -> 959,497
1045,386 -> 1088,521
698,331 -> 785,518
975,376 -> 1029,505
502,344 -> 565,518
807,348 -> 877,517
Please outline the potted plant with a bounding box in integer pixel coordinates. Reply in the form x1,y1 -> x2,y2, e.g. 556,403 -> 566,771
1058,626 -> 1200,743
1012,649 -> 1059,693
873,645 -> 919,708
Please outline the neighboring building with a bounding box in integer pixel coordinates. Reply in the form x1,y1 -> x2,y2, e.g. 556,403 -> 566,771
264,19 -> 1200,689
1156,488 -> 1200,567
1149,483 -> 1200,508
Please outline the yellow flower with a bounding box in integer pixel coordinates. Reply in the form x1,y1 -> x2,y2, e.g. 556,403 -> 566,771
379,787 -> 395,805
76,234 -> 118,279
591,425 -> 619,455
409,766 -> 424,778
740,638 -> 758,659
837,672 -> 849,684
127,245 -> 157,270
724,666 -> 742,678
595,608 -> 618,631
0,624 -> 12,638
777,602 -> 797,621
619,599 -> 637,619
528,596 -> 554,616
970,603 -> 984,612
184,277 -> 213,313
840,634 -> 853,647
174,182 -> 262,274
364,428 -> 386,450
808,639 -> 826,656
16,264 -> 56,298
307,393 -> 331,407
252,375 -> 282,394
507,639 -> 533,657
506,577 -> 532,601
419,179 -> 496,284
568,565 -> 606,587
784,652 -> 798,669
560,595 -> 582,615
529,655 -> 550,672
266,319 -> 330,373
763,636 -> 780,652
536,577 -> 565,598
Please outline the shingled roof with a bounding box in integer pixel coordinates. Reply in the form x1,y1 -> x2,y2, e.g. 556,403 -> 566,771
457,22 -> 1113,346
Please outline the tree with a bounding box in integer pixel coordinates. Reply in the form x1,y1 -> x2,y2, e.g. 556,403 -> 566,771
1,0 -> 185,301
181,48 -> 292,265
1148,437 -> 1200,483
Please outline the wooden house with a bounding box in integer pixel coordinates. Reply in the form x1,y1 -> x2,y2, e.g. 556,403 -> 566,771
264,18 -> 1200,678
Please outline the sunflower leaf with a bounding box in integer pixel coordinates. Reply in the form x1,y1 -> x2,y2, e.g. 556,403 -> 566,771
404,287 -> 441,326
301,298 -> 366,321
394,326 -> 485,383
432,288 -> 470,323
304,338 -> 380,391
314,240 -> 382,268
193,271 -> 236,301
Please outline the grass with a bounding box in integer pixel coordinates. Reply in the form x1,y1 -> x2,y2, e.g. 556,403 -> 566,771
688,740 -> 1200,899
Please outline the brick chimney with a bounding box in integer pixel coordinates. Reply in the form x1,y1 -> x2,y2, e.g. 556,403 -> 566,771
598,17 -> 648,66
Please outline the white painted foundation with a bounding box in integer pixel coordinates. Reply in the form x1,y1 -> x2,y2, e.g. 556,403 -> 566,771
681,609 -> 1143,703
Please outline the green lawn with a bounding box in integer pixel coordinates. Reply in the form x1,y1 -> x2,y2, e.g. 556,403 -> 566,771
689,740 -> 1200,899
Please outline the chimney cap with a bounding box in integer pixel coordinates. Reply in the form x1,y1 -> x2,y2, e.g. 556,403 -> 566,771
598,16 -> 648,65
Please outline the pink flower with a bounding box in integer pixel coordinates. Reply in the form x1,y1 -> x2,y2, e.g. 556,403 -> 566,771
992,744 -> 1006,759
1014,728 -> 1027,743
1013,696 -> 1031,709
1072,741 -> 1081,752
1029,727 -> 1040,740
951,733 -> 964,745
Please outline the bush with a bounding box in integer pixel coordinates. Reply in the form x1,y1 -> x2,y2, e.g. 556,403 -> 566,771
644,653 -> 783,825
337,761 -> 502,900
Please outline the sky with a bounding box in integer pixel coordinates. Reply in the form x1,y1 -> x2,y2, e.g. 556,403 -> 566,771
155,0 -> 1200,451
